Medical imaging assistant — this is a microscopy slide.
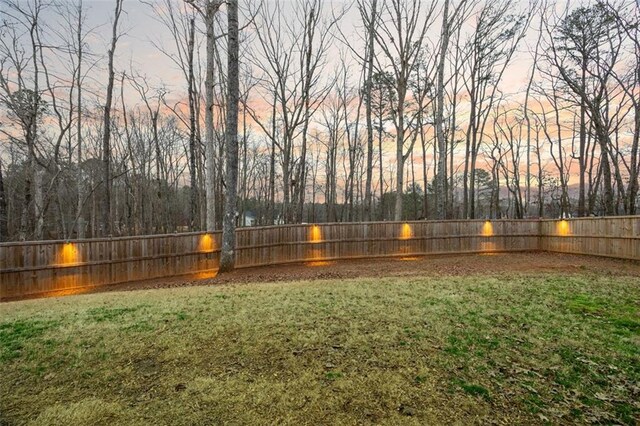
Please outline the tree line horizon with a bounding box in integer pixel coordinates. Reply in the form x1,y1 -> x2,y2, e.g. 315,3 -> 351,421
0,0 -> 638,246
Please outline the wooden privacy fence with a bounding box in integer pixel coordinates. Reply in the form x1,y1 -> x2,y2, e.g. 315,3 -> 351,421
540,216 -> 640,259
1,216 -> 638,300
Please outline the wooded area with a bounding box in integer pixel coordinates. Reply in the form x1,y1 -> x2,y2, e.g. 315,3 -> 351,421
1,216 -> 638,300
0,0 -> 639,244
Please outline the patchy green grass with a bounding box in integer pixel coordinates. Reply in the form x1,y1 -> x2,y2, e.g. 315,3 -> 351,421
1,272 -> 638,425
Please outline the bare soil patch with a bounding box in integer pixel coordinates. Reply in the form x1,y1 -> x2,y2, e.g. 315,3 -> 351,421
6,252 -> 638,303
48,251 -> 640,299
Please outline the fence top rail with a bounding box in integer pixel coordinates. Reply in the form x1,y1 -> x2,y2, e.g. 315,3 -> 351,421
0,216 -> 636,247
538,215 -> 640,222
234,218 -> 543,232
0,230 -> 222,248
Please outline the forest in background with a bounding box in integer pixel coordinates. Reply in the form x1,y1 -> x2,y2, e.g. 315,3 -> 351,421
0,0 -> 638,242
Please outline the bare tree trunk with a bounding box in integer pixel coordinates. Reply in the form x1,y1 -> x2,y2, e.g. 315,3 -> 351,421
463,102 -> 473,218
34,168 -> 44,238
269,138 -> 276,224
378,101 -> 384,220
394,113 -> 405,221
75,0 -> 85,238
30,4 -> 42,240
594,125 -> 615,216
295,5 -> 318,223
523,12 -> 542,217
577,59 -> 587,217
535,124 -> 544,217
297,106 -> 310,223
362,0 -> 376,222
629,103 -> 640,214
420,123 -> 428,219
187,17 -> 199,230
101,0 -> 123,236
0,162 -> 8,241
239,101 -> 247,226
435,0 -> 450,220
268,96 -> 276,224
220,0 -> 239,272
204,2 -> 221,231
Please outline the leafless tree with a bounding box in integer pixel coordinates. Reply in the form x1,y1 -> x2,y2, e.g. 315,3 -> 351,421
100,0 -> 124,236
220,0 -> 239,271
462,0 -> 533,219
371,0 -> 437,220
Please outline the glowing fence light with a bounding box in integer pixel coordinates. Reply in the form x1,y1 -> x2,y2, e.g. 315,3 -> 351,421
53,242 -> 87,290
400,223 -> 413,240
309,225 -> 322,243
198,234 -> 215,252
60,243 -> 80,265
557,220 -> 570,236
480,221 -> 496,252
306,225 -> 324,262
197,234 -> 217,277
482,220 -> 494,237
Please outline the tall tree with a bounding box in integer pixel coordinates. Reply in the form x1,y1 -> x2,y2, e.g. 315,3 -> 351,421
359,0 -> 377,222
433,0 -> 472,219
148,0 -> 203,230
605,0 -> 639,214
0,161 -> 8,241
547,2 -> 621,215
434,0 -> 451,220
185,0 -> 224,231
0,0 -> 48,240
220,0 -> 239,272
462,0 -> 530,219
372,0 -> 437,221
101,0 -> 124,236
74,0 -> 86,238
248,0 -> 336,224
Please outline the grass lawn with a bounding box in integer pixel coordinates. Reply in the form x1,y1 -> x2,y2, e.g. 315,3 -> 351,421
1,272 -> 639,424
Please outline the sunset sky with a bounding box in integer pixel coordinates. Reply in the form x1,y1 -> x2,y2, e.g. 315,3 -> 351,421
3,0 -> 623,192
48,0 -> 537,103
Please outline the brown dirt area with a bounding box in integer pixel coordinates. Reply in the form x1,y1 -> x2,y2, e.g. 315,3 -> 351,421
21,251 -> 640,301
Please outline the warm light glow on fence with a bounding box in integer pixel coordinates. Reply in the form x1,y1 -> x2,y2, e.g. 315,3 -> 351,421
480,242 -> 497,253
194,270 -> 218,279
309,225 -> 322,243
60,243 -> 80,264
307,248 -> 324,261
480,221 -> 495,252
53,243 -> 85,291
399,256 -> 420,261
557,220 -> 570,236
400,223 -> 413,240
197,234 -> 217,277
50,287 -> 93,298
306,225 -> 324,261
482,221 -> 494,236
306,260 -> 335,267
198,234 -> 215,252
